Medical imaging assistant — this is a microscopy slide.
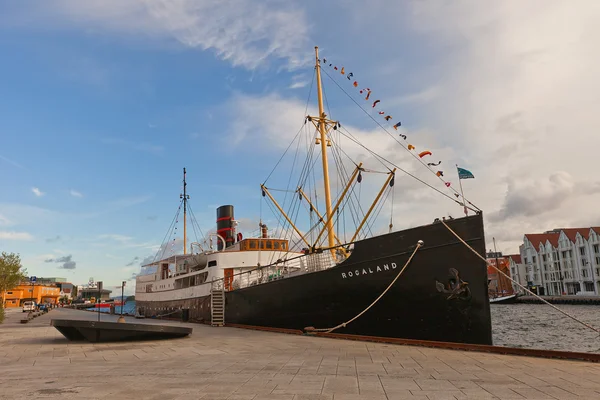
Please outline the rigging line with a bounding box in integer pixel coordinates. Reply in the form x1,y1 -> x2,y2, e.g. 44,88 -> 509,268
160,204 -> 183,261
390,183 -> 395,233
187,207 -> 200,246
294,124 -> 317,195
284,135 -> 314,248
263,188 -> 297,193
305,68 -> 316,115
152,199 -> 184,263
264,198 -> 287,236
321,68 -> 476,207
187,203 -> 206,243
329,129 -> 360,170
332,164 -> 362,237
441,219 -> 600,335
325,177 -> 359,247
366,185 -> 392,239
330,137 -> 365,237
327,136 -> 363,219
281,123 -> 304,216
275,193 -> 301,265
263,123 -> 306,185
286,128 -> 317,245
186,201 -> 202,238
335,127 -> 475,212
337,126 -> 391,173
298,142 -> 322,196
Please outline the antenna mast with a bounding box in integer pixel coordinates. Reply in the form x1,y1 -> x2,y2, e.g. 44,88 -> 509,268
180,168 -> 190,254
312,46 -> 336,256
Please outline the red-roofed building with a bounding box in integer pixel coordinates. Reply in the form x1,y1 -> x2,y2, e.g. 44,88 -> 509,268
520,227 -> 600,296
486,252 -> 513,297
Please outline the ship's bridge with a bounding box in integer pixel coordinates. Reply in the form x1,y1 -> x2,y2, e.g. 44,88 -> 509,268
224,238 -> 289,252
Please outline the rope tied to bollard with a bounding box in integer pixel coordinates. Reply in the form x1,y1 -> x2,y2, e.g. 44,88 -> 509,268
305,240 -> 424,334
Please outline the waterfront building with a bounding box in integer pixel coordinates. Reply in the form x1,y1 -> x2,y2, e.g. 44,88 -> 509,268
79,287 -> 112,301
507,254 -> 526,294
486,252 -> 513,296
519,227 -> 600,296
2,282 -> 61,308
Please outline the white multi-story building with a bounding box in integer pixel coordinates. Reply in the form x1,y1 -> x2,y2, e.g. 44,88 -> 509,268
519,227 -> 600,296
507,254 -> 526,294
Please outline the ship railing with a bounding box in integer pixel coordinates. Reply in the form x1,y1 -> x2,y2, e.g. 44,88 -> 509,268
211,247 -> 343,292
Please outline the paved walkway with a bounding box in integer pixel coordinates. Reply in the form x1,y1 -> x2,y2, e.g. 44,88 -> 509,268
1,308 -> 600,399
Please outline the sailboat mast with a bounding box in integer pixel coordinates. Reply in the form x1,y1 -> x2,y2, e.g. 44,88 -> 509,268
314,46 -> 336,253
181,167 -> 189,255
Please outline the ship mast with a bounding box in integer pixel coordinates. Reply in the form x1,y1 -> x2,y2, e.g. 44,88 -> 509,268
180,167 -> 190,254
313,46 -> 336,256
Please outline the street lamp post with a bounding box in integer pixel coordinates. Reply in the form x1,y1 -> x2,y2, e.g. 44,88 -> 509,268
117,281 -> 126,323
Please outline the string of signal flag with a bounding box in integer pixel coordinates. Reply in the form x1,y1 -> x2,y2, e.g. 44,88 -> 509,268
320,57 -> 478,213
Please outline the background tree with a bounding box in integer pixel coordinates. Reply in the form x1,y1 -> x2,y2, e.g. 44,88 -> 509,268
0,252 -> 27,323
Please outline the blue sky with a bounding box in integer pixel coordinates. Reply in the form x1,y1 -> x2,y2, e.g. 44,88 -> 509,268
1,1 -> 599,294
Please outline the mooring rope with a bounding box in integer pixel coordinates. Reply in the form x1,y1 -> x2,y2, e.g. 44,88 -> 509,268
441,219 -> 600,335
305,240 -> 424,334
154,309 -> 181,318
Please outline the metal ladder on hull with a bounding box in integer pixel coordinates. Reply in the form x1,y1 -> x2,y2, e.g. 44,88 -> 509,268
211,289 -> 225,326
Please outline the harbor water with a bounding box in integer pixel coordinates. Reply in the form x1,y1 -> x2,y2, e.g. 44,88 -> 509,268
491,303 -> 600,353
87,301 -> 599,353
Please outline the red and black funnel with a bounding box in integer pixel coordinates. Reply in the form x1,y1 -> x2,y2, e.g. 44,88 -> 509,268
216,205 -> 234,250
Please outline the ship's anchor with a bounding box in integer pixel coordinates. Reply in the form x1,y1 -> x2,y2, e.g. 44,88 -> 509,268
436,268 -> 471,301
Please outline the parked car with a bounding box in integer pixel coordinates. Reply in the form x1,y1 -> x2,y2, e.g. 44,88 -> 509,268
39,303 -> 48,312
22,301 -> 36,312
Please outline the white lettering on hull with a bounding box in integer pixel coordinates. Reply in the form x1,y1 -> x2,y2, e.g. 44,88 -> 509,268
341,261 -> 400,278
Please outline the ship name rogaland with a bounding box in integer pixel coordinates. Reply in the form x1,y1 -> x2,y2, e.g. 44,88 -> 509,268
341,263 -> 397,278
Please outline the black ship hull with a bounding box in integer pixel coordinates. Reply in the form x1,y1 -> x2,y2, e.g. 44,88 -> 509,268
139,214 -> 492,345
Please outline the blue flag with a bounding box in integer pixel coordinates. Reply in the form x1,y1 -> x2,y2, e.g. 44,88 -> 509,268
457,167 -> 474,180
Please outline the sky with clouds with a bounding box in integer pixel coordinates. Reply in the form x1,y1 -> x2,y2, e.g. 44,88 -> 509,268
1,1 -> 599,294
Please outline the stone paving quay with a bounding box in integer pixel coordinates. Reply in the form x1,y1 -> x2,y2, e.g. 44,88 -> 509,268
2,308 -> 600,399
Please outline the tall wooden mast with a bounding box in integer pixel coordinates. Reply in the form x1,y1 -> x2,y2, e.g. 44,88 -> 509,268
180,168 -> 189,254
313,46 -> 336,255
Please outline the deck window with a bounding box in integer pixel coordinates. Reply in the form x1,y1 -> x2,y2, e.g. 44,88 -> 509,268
249,240 -> 257,249
208,260 -> 217,267
274,241 -> 280,250
266,240 -> 272,249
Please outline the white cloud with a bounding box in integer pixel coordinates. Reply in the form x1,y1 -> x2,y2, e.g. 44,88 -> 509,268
399,1 -> 600,248
0,155 -> 25,169
99,234 -> 134,243
11,0 -> 311,70
226,2 -> 600,252
226,92 -> 461,238
31,187 -> 45,197
0,214 -> 13,227
70,189 -> 83,198
0,203 -> 58,226
289,81 -> 309,89
0,231 -> 34,241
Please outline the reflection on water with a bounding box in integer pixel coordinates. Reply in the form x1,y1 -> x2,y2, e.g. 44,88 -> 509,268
491,303 -> 600,353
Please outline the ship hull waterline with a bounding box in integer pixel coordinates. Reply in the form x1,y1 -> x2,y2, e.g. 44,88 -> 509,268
138,214 -> 492,345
